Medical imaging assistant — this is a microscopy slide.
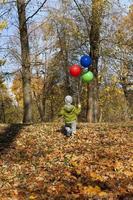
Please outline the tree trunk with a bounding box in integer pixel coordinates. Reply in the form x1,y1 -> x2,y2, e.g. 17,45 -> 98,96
86,84 -> 93,122
17,0 -> 32,123
42,88 -> 46,122
33,91 -> 45,122
121,72 -> 133,119
56,27 -> 71,96
50,98 -> 54,121
86,0 -> 104,122
0,89 -> 6,123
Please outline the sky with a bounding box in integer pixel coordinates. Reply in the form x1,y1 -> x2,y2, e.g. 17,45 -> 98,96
0,0 -> 132,87
121,0 -> 132,6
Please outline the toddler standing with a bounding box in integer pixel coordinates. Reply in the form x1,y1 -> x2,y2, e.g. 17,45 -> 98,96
59,95 -> 81,136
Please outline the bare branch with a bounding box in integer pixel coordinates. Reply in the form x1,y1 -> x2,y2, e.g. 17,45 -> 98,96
25,0 -> 32,7
73,0 -> 90,34
25,0 -> 48,23
2,68 -> 22,78
0,8 -> 11,18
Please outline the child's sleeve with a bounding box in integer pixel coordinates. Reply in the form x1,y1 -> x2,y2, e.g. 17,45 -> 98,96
74,106 -> 81,115
58,107 -> 65,116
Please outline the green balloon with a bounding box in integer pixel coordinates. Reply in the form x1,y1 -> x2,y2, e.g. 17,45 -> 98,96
81,71 -> 94,83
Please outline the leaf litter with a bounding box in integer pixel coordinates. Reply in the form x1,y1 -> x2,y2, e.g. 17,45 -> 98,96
0,122 -> 133,199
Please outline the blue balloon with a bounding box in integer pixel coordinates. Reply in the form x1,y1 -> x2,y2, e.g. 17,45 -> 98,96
80,55 -> 92,68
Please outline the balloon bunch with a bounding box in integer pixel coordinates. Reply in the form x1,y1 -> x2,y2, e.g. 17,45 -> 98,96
69,55 -> 94,83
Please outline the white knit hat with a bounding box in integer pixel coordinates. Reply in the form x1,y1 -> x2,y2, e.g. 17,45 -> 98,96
65,95 -> 73,104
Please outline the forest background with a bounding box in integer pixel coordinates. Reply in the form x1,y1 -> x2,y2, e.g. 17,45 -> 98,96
0,0 -> 132,124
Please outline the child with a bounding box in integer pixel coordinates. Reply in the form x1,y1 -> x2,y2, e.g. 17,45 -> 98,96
59,95 -> 81,136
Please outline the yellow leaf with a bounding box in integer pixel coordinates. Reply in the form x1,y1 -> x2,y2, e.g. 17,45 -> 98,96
90,172 -> 104,181
75,168 -> 81,175
70,161 -> 78,167
123,171 -> 133,177
83,186 -> 101,196
29,195 -> 37,199
99,191 -> 108,197
77,183 -> 82,188
114,161 -> 124,171
0,21 -> 7,30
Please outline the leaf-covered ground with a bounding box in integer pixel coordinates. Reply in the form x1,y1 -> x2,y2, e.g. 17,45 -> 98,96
0,122 -> 133,200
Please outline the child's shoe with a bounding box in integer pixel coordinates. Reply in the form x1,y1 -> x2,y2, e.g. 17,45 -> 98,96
65,127 -> 72,137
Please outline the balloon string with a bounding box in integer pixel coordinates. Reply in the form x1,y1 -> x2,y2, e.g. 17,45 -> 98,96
77,79 -> 81,105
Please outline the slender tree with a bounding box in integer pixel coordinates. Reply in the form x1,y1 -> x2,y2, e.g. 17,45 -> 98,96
73,0 -> 107,122
16,0 -> 32,123
87,0 -> 105,122
16,0 -> 47,123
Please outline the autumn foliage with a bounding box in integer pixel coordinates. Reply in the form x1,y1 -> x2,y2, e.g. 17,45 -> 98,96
0,122 -> 132,199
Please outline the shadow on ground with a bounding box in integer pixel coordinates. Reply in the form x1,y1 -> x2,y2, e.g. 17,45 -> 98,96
0,124 -> 23,153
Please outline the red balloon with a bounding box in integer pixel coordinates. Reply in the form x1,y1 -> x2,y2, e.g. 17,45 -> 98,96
69,64 -> 82,77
